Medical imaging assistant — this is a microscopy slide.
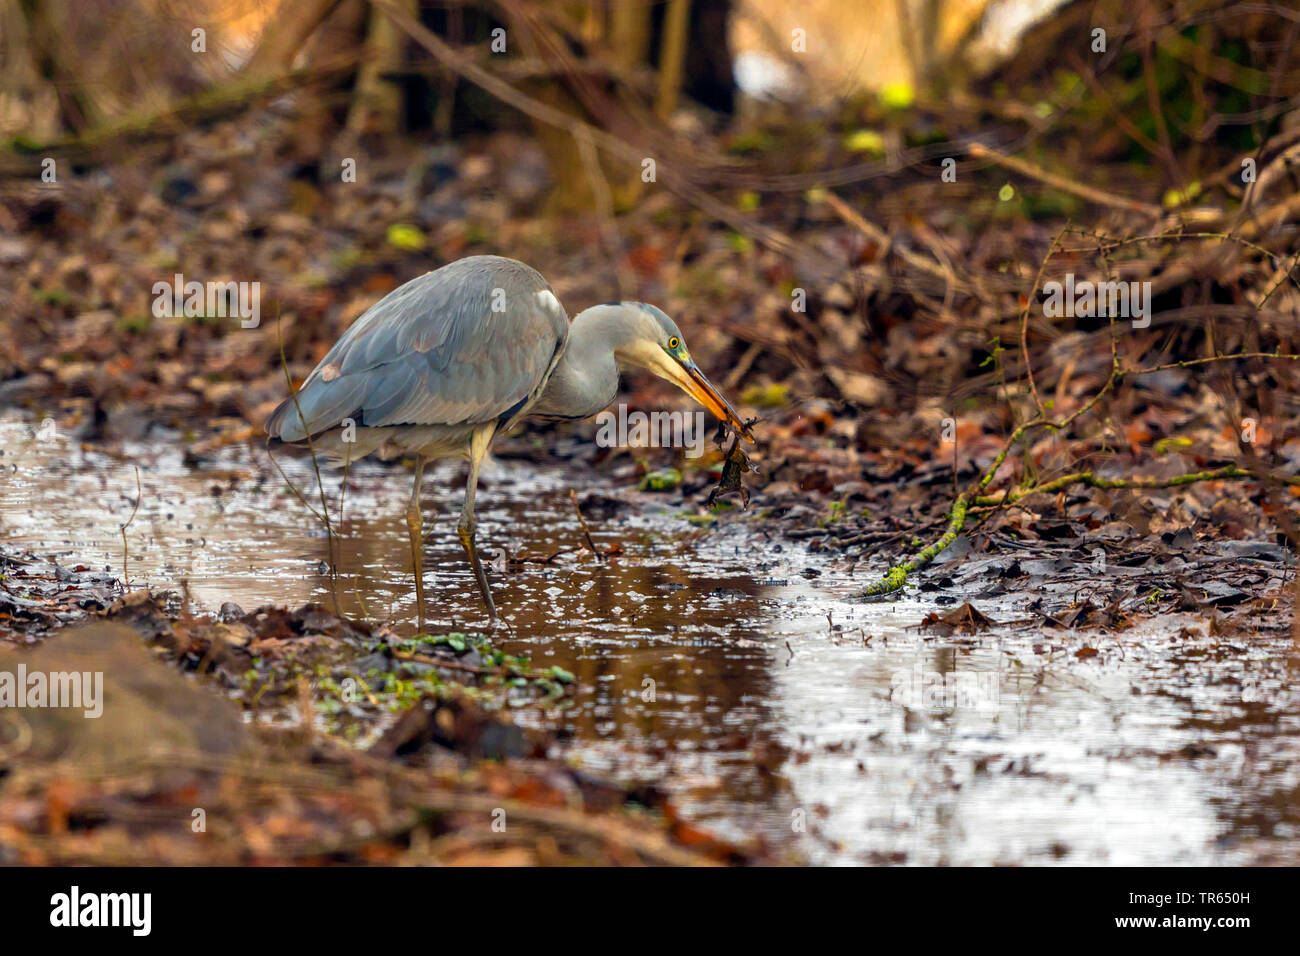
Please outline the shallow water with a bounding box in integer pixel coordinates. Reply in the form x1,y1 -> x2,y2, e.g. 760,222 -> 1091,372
2,415 -> 1298,864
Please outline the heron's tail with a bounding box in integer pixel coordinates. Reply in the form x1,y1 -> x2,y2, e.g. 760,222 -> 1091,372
266,371 -> 371,443
265,393 -> 308,442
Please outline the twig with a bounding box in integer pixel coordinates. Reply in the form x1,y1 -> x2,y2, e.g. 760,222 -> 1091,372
822,191 -> 968,292
1065,50 -> 1166,161
1130,351 -> 1300,375
1061,225 -> 1300,300
1019,226 -> 1067,416
0,56 -> 358,175
971,465 -> 1297,507
861,350 -> 1295,596
967,142 -> 1163,217
119,466 -> 141,592
569,489 -> 606,562
913,221 -> 961,318
857,297 -> 1300,596
271,311 -> 337,575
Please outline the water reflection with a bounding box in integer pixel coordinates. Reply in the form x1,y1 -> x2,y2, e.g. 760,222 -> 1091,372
2,417 -> 1298,864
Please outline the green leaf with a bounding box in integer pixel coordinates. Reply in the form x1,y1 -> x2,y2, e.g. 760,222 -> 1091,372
879,82 -> 915,110
386,223 -> 426,251
1153,436 -> 1194,455
843,130 -> 886,156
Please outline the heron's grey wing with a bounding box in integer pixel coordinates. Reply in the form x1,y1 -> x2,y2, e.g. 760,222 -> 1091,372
267,256 -> 569,441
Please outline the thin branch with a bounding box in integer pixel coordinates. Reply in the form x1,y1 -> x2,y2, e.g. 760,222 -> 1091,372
119,466 -> 141,591
1019,226 -> 1066,417
270,311 -> 338,582
1130,351 -> 1300,375
967,142 -> 1163,217
569,489 -> 607,562
972,465 -> 1298,507
860,313 -> 1297,596
823,191 -> 970,293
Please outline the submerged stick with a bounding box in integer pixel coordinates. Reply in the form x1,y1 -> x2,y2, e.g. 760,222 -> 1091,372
269,311 -> 340,605
569,489 -> 606,562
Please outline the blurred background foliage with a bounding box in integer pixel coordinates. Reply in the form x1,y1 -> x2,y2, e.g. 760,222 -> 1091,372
3,0 -> 1292,195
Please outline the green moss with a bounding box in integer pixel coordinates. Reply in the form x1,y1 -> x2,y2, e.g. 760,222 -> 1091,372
35,288 -> 72,306
117,314 -> 152,335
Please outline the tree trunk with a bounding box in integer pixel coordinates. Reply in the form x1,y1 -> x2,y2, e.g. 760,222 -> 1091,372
346,0 -> 413,137
246,0 -> 345,75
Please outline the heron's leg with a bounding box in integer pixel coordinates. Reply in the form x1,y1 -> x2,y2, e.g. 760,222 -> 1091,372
458,426 -> 497,622
406,455 -> 427,633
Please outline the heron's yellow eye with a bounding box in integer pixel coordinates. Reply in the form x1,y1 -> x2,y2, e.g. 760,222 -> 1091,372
668,336 -> 679,350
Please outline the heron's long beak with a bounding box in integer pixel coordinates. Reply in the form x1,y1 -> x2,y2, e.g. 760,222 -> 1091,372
666,355 -> 755,443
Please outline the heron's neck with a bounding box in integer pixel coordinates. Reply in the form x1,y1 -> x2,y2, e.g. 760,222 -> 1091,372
533,305 -> 638,419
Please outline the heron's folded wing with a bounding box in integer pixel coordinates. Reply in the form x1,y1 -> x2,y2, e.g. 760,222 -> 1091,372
267,257 -> 568,441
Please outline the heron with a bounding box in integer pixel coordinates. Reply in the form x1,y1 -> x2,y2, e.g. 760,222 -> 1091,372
266,255 -> 754,627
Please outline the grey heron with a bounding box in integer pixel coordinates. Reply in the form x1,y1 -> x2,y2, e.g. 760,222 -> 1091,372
266,255 -> 754,627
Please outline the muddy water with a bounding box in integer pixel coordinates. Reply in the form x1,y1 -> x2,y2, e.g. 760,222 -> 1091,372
3,416 -> 1298,864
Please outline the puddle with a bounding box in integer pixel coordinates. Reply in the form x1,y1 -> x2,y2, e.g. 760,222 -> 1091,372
2,415 -> 1298,864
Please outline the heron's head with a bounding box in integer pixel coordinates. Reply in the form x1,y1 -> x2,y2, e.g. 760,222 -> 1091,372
609,303 -> 754,442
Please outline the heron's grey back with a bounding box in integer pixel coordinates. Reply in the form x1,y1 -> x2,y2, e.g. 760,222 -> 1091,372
267,256 -> 568,441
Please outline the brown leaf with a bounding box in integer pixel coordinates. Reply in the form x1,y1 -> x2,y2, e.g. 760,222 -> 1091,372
919,602 -> 997,634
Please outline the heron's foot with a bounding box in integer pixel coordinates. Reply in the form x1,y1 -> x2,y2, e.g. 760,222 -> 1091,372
458,522 -> 497,622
